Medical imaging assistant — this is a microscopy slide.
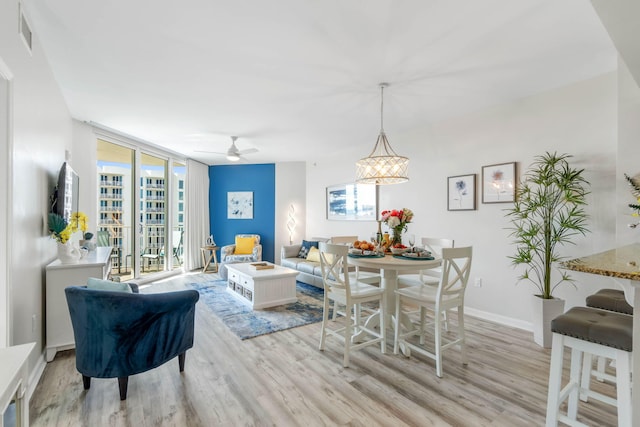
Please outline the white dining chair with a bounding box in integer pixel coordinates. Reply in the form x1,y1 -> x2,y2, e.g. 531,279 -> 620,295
394,246 -> 472,377
397,237 -> 454,329
318,242 -> 386,368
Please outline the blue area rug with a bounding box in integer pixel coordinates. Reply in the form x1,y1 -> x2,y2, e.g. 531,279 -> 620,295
188,279 -> 326,340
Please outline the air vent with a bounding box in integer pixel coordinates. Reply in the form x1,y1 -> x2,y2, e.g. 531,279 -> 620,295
19,4 -> 32,53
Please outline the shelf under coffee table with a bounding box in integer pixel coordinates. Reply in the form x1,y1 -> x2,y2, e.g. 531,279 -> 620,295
226,262 -> 299,309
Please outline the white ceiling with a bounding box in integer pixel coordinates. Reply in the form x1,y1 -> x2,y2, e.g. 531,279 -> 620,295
24,0 -> 616,165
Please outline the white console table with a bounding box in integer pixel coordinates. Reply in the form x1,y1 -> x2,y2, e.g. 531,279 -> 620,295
45,247 -> 112,362
0,342 -> 35,427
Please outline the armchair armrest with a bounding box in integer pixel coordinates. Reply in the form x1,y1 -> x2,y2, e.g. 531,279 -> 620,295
220,244 -> 236,261
282,244 -> 302,259
252,244 -> 262,261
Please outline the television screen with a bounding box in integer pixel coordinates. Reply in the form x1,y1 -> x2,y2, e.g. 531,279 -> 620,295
55,162 -> 79,223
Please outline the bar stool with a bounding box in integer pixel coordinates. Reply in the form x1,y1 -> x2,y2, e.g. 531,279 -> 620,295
584,289 -> 633,387
546,307 -> 632,427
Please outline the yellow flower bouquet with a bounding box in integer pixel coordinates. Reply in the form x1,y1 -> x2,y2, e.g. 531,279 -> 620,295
48,212 -> 88,243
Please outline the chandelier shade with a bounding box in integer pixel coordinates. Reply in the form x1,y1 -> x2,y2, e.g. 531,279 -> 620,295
356,83 -> 409,185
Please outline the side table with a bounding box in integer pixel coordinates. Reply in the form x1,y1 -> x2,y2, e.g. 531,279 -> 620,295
200,245 -> 219,273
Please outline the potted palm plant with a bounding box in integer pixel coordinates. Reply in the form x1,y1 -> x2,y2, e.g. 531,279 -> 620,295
506,152 -> 590,347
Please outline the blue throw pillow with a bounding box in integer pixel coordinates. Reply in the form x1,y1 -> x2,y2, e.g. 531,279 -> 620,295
298,240 -> 319,258
87,277 -> 133,293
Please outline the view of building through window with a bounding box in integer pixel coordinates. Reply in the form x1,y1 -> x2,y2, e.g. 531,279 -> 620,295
97,139 -> 185,279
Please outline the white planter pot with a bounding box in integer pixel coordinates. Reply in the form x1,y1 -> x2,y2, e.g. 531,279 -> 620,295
531,294 -> 565,348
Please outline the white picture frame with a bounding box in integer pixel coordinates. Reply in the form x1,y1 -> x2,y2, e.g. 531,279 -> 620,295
227,191 -> 253,219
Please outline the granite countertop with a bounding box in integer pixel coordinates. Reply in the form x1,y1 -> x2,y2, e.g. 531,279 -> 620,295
562,243 -> 640,281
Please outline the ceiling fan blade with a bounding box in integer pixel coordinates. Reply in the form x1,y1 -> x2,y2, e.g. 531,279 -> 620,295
238,148 -> 258,155
193,150 -> 226,155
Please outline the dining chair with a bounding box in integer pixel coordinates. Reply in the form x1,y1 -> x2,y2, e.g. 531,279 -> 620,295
397,238 -> 454,329
330,235 -> 381,320
318,242 -> 386,368
394,246 -> 472,377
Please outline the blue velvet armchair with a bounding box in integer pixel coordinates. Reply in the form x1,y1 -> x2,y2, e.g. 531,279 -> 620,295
65,285 -> 199,400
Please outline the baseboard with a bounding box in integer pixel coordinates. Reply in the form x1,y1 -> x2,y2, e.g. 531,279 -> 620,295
464,306 -> 533,332
27,351 -> 47,402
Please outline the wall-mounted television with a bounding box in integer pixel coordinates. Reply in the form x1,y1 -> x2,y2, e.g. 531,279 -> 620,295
53,161 -> 79,223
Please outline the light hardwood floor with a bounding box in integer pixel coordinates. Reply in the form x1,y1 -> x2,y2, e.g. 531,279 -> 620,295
30,272 -> 618,426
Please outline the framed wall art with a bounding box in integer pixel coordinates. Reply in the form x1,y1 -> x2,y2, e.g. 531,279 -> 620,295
482,162 -> 516,203
447,174 -> 476,211
326,183 -> 378,221
227,191 -> 254,219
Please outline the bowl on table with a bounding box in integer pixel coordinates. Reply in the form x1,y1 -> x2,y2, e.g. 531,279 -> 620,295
390,247 -> 408,255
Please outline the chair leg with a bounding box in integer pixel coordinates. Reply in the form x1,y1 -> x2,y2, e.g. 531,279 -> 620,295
82,375 -> 91,390
344,302 -> 352,368
394,295 -> 402,355
419,306 -> 426,345
178,352 -> 186,372
379,291 -> 386,354
319,295 -> 330,351
458,305 -> 468,366
615,349 -> 632,426
580,352 -> 592,402
434,309 -> 443,378
546,333 -> 564,427
567,348 -> 582,421
118,376 -> 129,400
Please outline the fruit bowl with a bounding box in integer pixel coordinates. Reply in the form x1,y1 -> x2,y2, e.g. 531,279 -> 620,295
390,247 -> 408,255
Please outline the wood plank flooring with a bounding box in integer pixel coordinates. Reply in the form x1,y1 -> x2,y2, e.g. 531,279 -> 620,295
29,272 -> 618,426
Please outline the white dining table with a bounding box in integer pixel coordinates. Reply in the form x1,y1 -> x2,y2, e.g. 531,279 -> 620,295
562,243 -> 640,425
347,253 -> 441,331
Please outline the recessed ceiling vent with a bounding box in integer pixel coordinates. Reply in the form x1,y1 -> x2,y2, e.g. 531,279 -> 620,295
19,4 -> 32,53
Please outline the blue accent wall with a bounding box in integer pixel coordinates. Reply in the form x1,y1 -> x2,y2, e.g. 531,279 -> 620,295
209,164 -> 275,262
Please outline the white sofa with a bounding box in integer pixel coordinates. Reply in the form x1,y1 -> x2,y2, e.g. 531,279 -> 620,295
280,240 -> 327,288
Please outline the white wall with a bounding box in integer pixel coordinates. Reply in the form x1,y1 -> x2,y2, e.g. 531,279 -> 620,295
275,162 -> 306,263
0,0 -> 72,375
307,73 -> 618,330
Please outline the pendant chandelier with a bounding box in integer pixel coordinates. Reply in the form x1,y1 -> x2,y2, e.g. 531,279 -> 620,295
355,83 -> 409,185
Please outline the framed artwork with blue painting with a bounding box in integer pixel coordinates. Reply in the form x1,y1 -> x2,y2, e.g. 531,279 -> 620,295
447,174 -> 476,211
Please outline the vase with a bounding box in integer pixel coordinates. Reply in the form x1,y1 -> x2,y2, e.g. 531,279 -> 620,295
531,294 -> 565,348
57,241 -> 81,264
391,227 -> 403,246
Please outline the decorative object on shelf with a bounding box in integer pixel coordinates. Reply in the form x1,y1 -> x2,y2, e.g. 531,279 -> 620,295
79,232 -> 96,251
624,173 -> 640,229
355,83 -> 409,185
381,208 -> 413,247
326,182 -> 377,221
482,162 -> 516,203
505,152 -> 590,347
447,174 -> 476,211
48,211 -> 89,264
206,234 -> 216,246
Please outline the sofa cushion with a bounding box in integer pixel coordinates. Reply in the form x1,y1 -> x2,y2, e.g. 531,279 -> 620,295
298,240 -> 318,258
296,261 -> 319,275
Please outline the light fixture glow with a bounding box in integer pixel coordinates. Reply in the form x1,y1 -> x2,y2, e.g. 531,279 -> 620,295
356,83 -> 409,185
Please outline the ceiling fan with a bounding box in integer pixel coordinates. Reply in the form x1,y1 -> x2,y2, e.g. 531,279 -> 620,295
195,136 -> 258,162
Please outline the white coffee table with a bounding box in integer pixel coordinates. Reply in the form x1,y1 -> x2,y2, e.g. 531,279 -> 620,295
226,262 -> 299,309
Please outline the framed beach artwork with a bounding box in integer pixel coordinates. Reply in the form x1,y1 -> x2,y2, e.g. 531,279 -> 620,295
447,174 -> 476,211
482,162 -> 516,203
227,191 -> 254,219
326,183 -> 378,221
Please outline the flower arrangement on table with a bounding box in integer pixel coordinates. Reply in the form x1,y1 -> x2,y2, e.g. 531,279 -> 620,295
624,173 -> 640,229
381,208 -> 413,247
48,211 -> 88,244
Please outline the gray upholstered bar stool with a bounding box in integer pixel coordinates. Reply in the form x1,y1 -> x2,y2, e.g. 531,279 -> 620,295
545,307 -> 632,427
586,288 -> 633,315
584,288 -> 633,387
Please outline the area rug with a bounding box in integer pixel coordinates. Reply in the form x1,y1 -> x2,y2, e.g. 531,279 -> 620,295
188,279 -> 326,340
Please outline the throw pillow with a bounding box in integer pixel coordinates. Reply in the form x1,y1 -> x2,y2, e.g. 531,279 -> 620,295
87,277 -> 133,293
235,236 -> 256,255
306,246 -> 334,264
298,239 -> 318,258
